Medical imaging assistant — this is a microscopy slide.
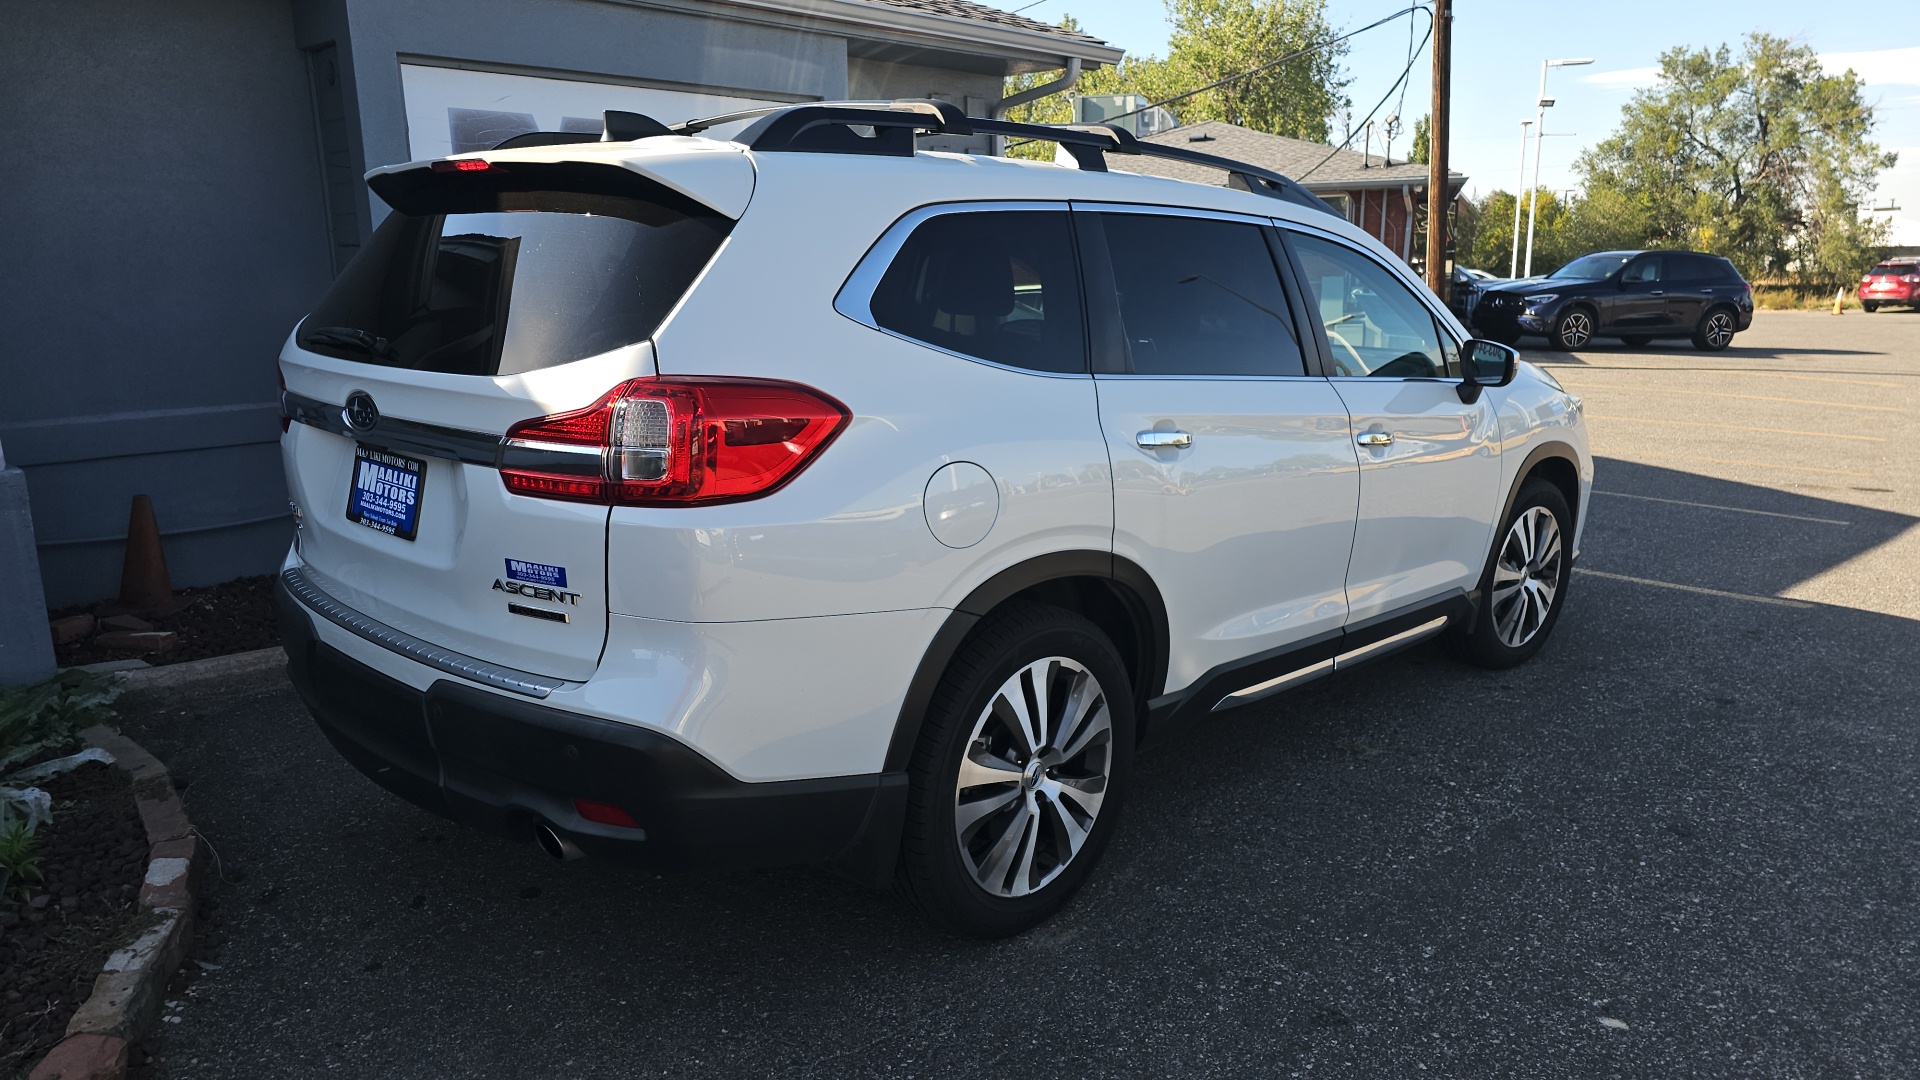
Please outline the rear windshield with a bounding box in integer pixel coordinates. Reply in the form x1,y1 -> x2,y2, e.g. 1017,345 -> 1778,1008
1870,263 -> 1914,276
299,165 -> 732,375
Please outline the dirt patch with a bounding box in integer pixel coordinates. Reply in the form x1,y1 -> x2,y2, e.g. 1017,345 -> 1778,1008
51,576 -> 281,669
0,761 -> 150,1077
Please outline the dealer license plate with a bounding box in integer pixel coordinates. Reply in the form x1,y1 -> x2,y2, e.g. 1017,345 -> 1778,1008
346,447 -> 426,541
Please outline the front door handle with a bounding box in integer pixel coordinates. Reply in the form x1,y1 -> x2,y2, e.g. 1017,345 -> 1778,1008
1649,290 -> 1665,296
1355,431 -> 1394,447
1136,430 -> 1193,449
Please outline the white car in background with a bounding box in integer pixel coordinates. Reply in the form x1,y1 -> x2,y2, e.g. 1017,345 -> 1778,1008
275,101 -> 1590,937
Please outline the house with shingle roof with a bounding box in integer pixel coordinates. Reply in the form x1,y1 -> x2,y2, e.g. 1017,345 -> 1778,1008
1124,120 -> 1467,269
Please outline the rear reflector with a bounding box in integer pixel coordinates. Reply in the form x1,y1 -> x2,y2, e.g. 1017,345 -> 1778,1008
573,798 -> 640,828
500,377 -> 849,506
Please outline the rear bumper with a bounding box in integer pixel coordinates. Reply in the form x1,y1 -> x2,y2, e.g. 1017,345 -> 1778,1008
277,577 -> 905,873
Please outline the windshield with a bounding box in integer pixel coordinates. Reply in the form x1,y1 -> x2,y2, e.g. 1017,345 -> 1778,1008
1549,253 -> 1635,281
299,170 -> 731,375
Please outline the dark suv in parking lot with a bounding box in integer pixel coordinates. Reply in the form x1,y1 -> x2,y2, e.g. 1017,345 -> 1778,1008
1472,250 -> 1754,351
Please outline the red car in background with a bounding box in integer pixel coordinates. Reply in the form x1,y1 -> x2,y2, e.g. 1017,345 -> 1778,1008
1860,258 -> 1920,312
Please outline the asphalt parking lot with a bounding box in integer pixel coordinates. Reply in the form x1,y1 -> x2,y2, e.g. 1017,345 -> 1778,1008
118,309 -> 1919,1078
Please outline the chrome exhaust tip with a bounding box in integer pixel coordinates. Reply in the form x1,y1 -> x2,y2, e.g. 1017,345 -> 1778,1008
534,822 -> 584,862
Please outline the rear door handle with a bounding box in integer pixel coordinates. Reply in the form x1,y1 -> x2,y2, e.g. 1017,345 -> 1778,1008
1136,430 -> 1193,449
1649,290 -> 1665,296
1355,431 -> 1394,447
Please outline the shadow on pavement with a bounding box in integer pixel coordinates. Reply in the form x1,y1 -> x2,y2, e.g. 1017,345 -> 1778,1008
111,458 -> 1920,1078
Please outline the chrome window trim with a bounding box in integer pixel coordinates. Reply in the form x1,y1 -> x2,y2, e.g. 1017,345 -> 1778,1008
833,200 -> 1090,380
1092,373 -> 1329,382
1067,200 -> 1278,228
282,566 -> 573,698
283,390 -> 503,467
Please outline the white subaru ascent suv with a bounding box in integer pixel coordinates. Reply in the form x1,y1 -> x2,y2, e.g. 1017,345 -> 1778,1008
276,101 -> 1590,937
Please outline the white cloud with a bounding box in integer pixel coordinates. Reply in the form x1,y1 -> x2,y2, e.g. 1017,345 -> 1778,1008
1582,67 -> 1662,90
1818,46 -> 1920,87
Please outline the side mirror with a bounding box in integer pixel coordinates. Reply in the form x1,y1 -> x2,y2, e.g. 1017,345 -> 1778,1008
1457,339 -> 1518,404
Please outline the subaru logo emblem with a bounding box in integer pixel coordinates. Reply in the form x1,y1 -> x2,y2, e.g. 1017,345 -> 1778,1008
343,391 -> 379,432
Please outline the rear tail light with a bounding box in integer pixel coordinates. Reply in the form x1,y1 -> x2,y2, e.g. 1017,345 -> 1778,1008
429,158 -> 500,173
499,377 -> 850,506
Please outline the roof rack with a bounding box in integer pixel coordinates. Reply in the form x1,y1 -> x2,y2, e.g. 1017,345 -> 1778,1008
683,99 -> 1338,216
491,100 -> 1338,217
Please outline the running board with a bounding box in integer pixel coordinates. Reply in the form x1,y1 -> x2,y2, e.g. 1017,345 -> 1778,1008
1211,615 -> 1450,712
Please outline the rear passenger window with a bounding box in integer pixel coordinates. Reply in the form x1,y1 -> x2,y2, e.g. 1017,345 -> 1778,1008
868,210 -> 1085,374
1091,213 -> 1306,377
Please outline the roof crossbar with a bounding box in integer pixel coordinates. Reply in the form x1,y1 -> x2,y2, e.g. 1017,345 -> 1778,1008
675,99 -> 1338,216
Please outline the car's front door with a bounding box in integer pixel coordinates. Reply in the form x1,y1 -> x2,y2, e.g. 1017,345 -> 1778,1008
1078,206 -> 1360,698
1609,254 -> 1667,330
1281,227 -> 1503,625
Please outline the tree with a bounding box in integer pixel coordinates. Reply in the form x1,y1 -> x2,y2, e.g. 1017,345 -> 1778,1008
1575,33 -> 1895,283
1003,1 -> 1350,157
1409,114 -> 1429,165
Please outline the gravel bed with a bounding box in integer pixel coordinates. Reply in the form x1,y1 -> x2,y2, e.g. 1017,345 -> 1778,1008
0,761 -> 149,1076
53,575 -> 281,668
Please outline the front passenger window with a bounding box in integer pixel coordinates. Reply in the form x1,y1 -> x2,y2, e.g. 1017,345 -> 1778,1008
1622,257 -> 1663,283
1288,233 -> 1451,378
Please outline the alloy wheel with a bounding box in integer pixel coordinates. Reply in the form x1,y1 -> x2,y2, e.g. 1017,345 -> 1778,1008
1556,311 -> 1592,349
1489,506 -> 1563,648
953,656 -> 1112,898
1704,311 -> 1734,348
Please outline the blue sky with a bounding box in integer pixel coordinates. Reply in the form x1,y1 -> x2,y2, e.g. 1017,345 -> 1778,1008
1028,0 -> 1920,243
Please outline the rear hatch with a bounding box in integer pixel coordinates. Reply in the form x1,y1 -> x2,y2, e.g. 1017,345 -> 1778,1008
280,156 -> 742,681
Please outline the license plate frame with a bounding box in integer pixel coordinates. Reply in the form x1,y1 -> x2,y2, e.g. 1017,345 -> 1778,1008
346,446 -> 427,541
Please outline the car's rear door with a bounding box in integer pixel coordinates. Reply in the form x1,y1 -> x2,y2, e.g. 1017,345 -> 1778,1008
1078,206 -> 1359,698
280,160 -> 738,682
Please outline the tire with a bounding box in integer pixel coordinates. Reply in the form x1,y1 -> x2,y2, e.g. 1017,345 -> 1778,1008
1477,325 -> 1522,346
1620,335 -> 1653,347
1862,301 -> 1878,313
1691,307 -> 1737,350
1549,308 -> 1595,351
1449,479 -> 1573,670
897,603 -> 1135,938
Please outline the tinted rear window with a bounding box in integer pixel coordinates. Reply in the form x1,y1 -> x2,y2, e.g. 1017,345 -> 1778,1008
1870,263 -> 1914,276
299,165 -> 731,375
868,210 -> 1086,374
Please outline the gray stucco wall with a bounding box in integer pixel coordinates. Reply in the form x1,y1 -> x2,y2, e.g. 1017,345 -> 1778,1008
5,0 -> 1037,610
1,0 -> 333,607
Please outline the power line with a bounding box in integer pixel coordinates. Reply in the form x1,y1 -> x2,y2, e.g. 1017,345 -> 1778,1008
1096,4 -> 1433,129
1298,8 -> 1434,180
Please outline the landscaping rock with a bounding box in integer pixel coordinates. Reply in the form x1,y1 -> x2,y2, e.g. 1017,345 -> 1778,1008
98,616 -> 153,634
91,633 -> 175,656
27,1032 -> 128,1080
49,615 -> 96,646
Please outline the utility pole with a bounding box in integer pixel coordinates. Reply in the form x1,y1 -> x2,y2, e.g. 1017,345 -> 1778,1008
1425,0 -> 1451,302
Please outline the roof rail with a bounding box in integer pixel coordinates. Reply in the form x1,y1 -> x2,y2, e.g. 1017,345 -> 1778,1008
673,99 -> 1339,217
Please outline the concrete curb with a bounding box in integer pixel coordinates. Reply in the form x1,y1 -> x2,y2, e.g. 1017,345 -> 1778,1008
112,646 -> 286,692
27,726 -> 205,1080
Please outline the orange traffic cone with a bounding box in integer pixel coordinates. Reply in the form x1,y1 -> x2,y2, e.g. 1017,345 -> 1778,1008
116,494 -> 175,614
1832,287 -> 1846,315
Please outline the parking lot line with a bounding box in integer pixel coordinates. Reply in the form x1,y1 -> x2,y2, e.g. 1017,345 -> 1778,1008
1598,451 -> 1872,478
1585,415 -> 1884,442
1572,568 -> 1816,608
1559,386 -> 1903,413
1544,366 -> 1910,390
1591,490 -> 1852,525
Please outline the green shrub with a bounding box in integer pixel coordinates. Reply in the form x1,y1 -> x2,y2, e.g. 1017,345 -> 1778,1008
0,669 -> 120,772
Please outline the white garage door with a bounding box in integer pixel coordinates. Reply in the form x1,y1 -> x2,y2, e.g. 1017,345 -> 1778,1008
399,64 -> 785,160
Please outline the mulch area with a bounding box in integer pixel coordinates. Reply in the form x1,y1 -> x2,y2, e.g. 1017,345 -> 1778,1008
51,576 -> 281,669
0,760 -> 148,1077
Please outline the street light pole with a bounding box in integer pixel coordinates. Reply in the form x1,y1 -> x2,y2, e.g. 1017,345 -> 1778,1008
1508,118 -> 1532,278
1522,57 -> 1592,277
